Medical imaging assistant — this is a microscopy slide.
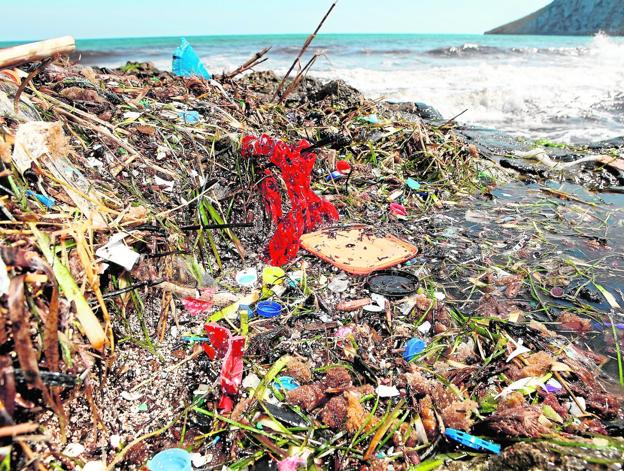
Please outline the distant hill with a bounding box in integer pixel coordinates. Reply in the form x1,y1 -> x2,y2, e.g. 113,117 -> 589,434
486,0 -> 624,36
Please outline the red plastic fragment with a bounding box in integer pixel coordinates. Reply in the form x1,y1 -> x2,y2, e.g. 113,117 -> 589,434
202,323 -> 245,407
202,323 -> 230,359
242,134 -> 339,266
220,336 -> 244,395
336,160 -> 351,174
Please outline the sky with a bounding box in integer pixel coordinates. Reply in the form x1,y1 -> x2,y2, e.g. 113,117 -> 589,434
1,0 -> 553,41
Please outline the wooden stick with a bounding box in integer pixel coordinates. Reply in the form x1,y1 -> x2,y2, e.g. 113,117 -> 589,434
222,47 -> 271,80
278,53 -> 319,104
0,36 -> 75,70
272,1 -> 337,101
0,422 -> 39,438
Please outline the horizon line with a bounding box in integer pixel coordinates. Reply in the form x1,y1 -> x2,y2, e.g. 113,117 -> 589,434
1,31 -> 493,44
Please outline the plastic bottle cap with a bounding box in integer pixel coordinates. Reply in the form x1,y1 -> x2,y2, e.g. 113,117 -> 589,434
336,160 -> 352,174
256,301 -> 283,318
147,448 -> 192,471
273,375 -> 300,392
445,428 -> 501,454
404,338 -> 426,361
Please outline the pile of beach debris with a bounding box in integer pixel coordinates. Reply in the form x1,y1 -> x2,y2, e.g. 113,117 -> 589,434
0,36 -> 623,471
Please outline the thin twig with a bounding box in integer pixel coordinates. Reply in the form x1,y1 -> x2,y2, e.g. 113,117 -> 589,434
272,1 -> 337,101
278,53 -> 319,104
222,47 -> 271,80
13,58 -> 52,113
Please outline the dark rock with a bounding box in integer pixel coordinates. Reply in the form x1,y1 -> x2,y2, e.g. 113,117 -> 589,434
312,79 -> 362,104
386,101 -> 443,121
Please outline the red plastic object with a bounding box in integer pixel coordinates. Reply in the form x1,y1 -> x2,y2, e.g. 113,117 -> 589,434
242,134 -> 339,266
260,169 -> 282,224
389,202 -> 407,216
202,323 -> 230,359
336,160 -> 351,174
202,323 -> 245,406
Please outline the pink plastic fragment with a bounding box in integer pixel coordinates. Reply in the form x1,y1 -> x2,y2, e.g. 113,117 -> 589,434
335,326 -> 354,338
242,134 -> 339,266
277,457 -> 307,471
181,297 -> 214,316
389,202 -> 407,217
181,287 -> 215,316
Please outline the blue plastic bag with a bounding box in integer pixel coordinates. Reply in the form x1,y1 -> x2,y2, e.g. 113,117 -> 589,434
172,38 -> 211,79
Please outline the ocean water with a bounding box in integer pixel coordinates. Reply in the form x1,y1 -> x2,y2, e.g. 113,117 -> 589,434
3,33 -> 623,143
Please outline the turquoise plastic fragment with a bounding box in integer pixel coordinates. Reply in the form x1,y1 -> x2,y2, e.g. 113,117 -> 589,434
148,448 -> 192,471
273,375 -> 300,392
25,190 -> 55,209
172,38 -> 211,79
445,428 -> 501,454
177,110 -> 201,124
406,178 -> 421,191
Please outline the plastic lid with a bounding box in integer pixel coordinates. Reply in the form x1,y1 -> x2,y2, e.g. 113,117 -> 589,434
256,301 -> 283,318
236,269 -> 258,287
336,160 -> 352,174
404,338 -> 426,361
445,428 -> 501,454
147,448 -> 192,471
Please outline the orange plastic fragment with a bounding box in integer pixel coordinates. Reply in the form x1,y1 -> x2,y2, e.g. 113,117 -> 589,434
300,225 -> 418,275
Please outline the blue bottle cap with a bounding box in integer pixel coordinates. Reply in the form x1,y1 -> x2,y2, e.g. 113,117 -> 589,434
273,375 -> 300,392
256,301 -> 283,318
445,428 -> 501,454
147,448 -> 193,471
404,338 -> 426,361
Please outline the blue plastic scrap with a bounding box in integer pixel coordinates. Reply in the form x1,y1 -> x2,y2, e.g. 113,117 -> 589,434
25,190 -> 55,209
403,338 -> 426,361
445,428 -> 501,454
172,38 -> 211,79
147,448 -> 192,471
326,171 -> 344,182
273,375 -> 300,392
177,110 -> 201,124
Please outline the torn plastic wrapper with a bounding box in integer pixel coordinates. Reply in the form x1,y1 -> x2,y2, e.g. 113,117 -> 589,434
202,324 -> 245,408
172,38 -> 211,79
95,232 -> 140,271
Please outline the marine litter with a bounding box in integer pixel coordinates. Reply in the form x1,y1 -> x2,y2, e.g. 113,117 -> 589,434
0,30 -> 623,471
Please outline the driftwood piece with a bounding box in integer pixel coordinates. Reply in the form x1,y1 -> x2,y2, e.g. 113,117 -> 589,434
0,36 -> 75,70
